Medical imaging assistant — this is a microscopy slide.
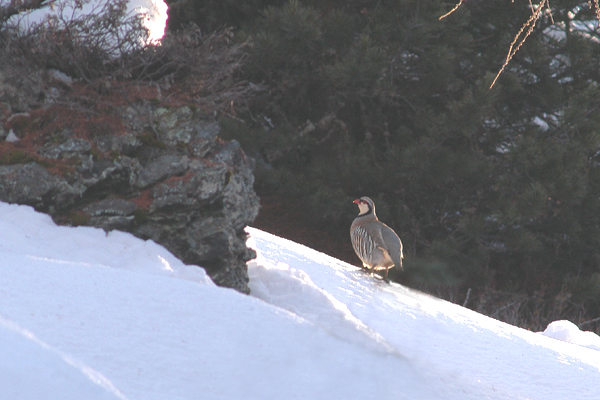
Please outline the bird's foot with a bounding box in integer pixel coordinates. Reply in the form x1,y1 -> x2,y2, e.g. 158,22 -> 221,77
372,273 -> 387,282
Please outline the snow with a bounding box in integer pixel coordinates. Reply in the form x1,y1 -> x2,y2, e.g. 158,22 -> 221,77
6,0 -> 168,42
0,202 -> 599,400
5,129 -> 19,142
532,115 -> 549,131
0,316 -> 126,400
248,229 -> 600,399
132,0 -> 168,41
541,320 -> 600,352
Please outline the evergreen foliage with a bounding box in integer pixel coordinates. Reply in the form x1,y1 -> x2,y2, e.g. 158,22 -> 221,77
170,0 -> 600,326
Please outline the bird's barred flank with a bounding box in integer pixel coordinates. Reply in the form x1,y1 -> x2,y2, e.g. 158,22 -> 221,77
351,226 -> 374,263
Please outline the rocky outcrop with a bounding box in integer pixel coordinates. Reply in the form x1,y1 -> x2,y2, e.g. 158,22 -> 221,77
0,79 -> 259,292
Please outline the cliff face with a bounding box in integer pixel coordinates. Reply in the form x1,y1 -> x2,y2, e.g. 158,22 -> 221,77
0,66 -> 259,293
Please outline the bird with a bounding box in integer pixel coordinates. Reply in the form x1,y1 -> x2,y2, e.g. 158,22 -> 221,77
350,197 -> 403,281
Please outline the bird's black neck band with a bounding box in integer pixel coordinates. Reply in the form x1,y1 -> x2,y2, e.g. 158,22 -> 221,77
359,204 -> 374,217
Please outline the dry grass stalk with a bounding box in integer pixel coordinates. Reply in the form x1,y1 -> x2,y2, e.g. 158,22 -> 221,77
439,0 -> 466,20
489,0 -> 548,88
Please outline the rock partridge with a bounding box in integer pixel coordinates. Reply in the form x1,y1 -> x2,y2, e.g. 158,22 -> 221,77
350,197 -> 403,281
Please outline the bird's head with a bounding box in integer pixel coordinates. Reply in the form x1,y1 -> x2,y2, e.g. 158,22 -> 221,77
353,196 -> 375,216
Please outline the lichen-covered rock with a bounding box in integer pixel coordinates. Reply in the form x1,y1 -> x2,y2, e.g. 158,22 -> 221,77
0,98 -> 259,293
83,198 -> 138,230
135,154 -> 189,189
0,163 -> 80,211
38,138 -> 93,159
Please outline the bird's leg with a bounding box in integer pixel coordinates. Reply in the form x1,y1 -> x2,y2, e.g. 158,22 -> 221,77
370,269 -> 385,281
383,267 -> 389,283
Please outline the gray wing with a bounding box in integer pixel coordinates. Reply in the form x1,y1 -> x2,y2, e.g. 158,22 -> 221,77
379,224 -> 404,270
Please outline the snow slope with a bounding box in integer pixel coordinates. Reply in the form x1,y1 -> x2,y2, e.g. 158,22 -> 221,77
248,228 -> 600,400
0,202 -> 599,399
0,316 -> 126,400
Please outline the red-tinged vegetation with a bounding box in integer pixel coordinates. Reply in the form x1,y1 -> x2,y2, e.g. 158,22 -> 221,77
130,189 -> 153,210
162,170 -> 196,187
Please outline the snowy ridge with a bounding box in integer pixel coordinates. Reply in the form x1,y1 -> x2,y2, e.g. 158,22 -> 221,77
248,257 -> 400,355
246,227 -> 600,400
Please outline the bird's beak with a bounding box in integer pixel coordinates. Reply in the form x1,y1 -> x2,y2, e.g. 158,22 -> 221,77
353,199 -> 361,204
